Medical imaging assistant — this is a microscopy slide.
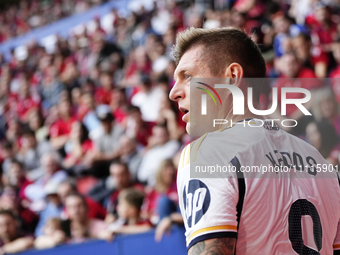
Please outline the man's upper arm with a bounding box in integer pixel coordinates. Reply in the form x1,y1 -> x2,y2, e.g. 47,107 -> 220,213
188,237 -> 236,255
178,135 -> 242,253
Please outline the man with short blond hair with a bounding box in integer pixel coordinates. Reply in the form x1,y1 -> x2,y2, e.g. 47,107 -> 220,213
170,27 -> 340,255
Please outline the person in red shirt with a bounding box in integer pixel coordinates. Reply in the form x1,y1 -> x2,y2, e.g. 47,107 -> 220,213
57,181 -> 107,221
270,52 -> 323,134
0,185 -> 37,234
63,121 -> 94,169
110,88 -> 128,124
15,75 -> 40,122
49,99 -> 77,151
275,52 -> 321,114
95,71 -> 114,105
310,3 -> 337,52
123,106 -> 153,147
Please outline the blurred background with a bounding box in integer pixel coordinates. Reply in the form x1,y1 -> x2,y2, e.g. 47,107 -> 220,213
0,0 -> 339,254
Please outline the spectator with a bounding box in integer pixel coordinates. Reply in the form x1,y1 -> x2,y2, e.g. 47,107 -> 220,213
313,88 -> 340,137
26,109 -> 49,142
143,159 -> 178,225
110,88 -> 128,124
306,120 -> 339,165
34,218 -> 65,249
272,13 -> 292,57
86,110 -> 124,177
49,99 -> 77,151
0,210 -> 34,254
278,52 -> 317,79
57,181 -> 107,221
291,33 -> 328,78
34,181 -> 63,237
63,121 -> 94,171
310,3 -> 337,52
24,152 -> 67,211
270,52 -> 322,133
118,136 -> 143,181
14,74 -> 40,122
0,141 -> 16,175
99,188 -> 152,241
5,119 -> 22,153
2,160 -> 30,199
62,193 -> 107,243
17,129 -> 53,171
124,106 -> 152,147
131,76 -> 164,122
95,71 -> 114,105
93,162 -> 144,223
40,66 -> 64,111
138,124 -> 180,186
0,185 -> 38,234
156,93 -> 185,141
77,92 -> 101,135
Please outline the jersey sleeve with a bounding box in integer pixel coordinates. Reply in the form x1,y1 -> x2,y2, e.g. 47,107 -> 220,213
177,138 -> 240,251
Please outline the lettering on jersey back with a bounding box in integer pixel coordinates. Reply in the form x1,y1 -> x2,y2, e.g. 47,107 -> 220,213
265,150 -> 318,176
183,179 -> 211,228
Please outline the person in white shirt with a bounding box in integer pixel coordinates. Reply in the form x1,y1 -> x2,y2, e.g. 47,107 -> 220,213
138,124 -> 180,186
24,152 -> 67,212
131,75 -> 164,122
169,27 -> 340,255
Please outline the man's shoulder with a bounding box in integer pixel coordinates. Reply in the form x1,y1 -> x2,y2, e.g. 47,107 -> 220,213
178,124 -> 267,171
202,123 -> 267,154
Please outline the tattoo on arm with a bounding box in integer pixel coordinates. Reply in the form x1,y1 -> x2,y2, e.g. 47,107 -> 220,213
188,238 -> 236,255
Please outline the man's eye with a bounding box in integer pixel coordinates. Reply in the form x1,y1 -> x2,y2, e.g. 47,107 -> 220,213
185,74 -> 191,80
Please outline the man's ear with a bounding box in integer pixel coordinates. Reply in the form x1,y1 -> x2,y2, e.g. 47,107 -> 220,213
224,62 -> 244,87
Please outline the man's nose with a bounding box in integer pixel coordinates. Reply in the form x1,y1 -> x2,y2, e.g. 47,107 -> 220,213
169,82 -> 185,102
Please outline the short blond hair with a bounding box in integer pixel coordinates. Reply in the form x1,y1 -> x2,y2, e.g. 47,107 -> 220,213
172,27 -> 266,78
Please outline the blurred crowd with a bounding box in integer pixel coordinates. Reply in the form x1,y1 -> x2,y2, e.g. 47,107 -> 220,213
0,0 -> 340,253
0,0 -> 104,43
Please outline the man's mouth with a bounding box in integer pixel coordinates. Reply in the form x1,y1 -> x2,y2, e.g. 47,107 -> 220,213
179,107 -> 189,114
179,107 -> 189,122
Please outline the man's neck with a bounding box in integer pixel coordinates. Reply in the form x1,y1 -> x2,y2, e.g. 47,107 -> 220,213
217,107 -> 264,130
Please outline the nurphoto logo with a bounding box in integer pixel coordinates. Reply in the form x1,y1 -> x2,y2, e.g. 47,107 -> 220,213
197,81 -> 312,128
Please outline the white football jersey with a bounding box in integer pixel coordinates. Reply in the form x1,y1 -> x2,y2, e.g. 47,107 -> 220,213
177,119 -> 340,255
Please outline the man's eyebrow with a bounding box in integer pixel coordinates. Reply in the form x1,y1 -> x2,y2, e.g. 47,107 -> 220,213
173,68 -> 187,81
